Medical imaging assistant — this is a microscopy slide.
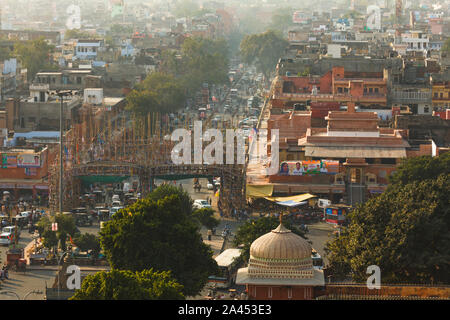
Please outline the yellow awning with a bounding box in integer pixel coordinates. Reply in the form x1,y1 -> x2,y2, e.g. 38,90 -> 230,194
246,184 -> 274,198
264,193 -> 317,203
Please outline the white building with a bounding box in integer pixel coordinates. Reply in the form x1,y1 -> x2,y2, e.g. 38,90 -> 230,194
400,31 -> 429,53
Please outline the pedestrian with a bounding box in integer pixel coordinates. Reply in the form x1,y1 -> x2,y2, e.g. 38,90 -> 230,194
209,197 -> 212,205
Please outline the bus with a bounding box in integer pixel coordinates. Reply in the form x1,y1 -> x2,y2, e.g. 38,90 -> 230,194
311,248 -> 324,270
208,248 -> 242,288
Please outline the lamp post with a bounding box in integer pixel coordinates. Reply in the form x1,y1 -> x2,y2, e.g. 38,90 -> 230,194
57,249 -> 72,300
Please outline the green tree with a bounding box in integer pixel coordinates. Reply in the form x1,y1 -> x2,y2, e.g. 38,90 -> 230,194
100,188 -> 219,296
442,38 -> 450,55
126,72 -> 186,116
146,184 -> 193,215
179,37 -> 230,95
70,269 -> 184,300
268,7 -> 295,34
193,208 -> 220,230
42,229 -> 58,249
389,153 -> 450,186
73,233 -> 101,258
36,214 -> 78,252
65,29 -> 94,40
0,46 -> 12,61
110,24 -> 133,35
13,38 -> 55,80
240,30 -> 288,81
325,154 -> 450,284
125,89 -> 159,116
233,216 -> 307,263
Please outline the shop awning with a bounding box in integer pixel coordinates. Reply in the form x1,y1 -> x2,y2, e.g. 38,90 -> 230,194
264,193 -> 317,203
305,146 -> 407,158
246,184 -> 274,198
275,200 -> 308,207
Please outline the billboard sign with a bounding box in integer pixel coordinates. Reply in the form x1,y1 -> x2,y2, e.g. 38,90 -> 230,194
279,160 -> 339,175
17,153 -> 40,168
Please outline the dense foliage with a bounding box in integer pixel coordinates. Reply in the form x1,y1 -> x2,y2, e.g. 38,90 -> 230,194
126,72 -> 186,116
240,30 -> 288,81
37,214 -> 79,251
13,38 -> 56,80
73,233 -> 101,257
193,207 -> 220,231
70,269 -> 184,300
441,38 -> 450,55
325,153 -> 450,284
99,186 -> 219,296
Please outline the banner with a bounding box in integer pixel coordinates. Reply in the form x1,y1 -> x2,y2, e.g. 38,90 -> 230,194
17,153 -> 41,168
1,154 -> 6,169
279,160 -> 339,175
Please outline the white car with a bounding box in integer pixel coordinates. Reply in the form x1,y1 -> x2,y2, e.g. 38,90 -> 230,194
0,232 -> 14,245
3,226 -> 19,238
207,183 -> 214,190
193,200 -> 212,209
20,211 -> 31,218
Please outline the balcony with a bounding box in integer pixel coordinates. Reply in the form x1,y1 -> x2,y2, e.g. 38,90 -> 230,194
390,91 -> 432,103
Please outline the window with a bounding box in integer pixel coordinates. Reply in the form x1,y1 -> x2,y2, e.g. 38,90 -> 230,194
440,93 -> 444,98
369,88 -> 373,93
364,87 -> 368,93
381,158 -> 396,165
374,88 -> 379,93
77,77 -> 82,84
338,87 -> 343,93
424,106 -> 429,113
434,92 -> 438,98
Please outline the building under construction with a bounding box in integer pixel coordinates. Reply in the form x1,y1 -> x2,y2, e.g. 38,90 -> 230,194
48,100 -> 246,215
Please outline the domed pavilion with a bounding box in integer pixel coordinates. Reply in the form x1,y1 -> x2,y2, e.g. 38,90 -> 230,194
236,222 -> 325,300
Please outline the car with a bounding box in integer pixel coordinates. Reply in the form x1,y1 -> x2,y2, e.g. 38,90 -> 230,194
3,226 -> 20,238
193,200 -> 212,209
207,183 -> 214,190
112,195 -> 120,202
0,232 -> 14,245
20,211 -> 31,218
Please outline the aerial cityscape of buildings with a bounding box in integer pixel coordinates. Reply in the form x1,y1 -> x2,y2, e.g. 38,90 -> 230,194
0,0 -> 448,304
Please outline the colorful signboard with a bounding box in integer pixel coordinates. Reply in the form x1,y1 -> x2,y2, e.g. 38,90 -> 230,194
279,160 -> 339,175
325,207 -> 346,225
17,153 -> 41,168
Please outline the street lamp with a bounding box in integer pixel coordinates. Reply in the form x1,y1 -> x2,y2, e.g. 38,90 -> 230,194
46,90 -> 77,215
57,249 -> 72,300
